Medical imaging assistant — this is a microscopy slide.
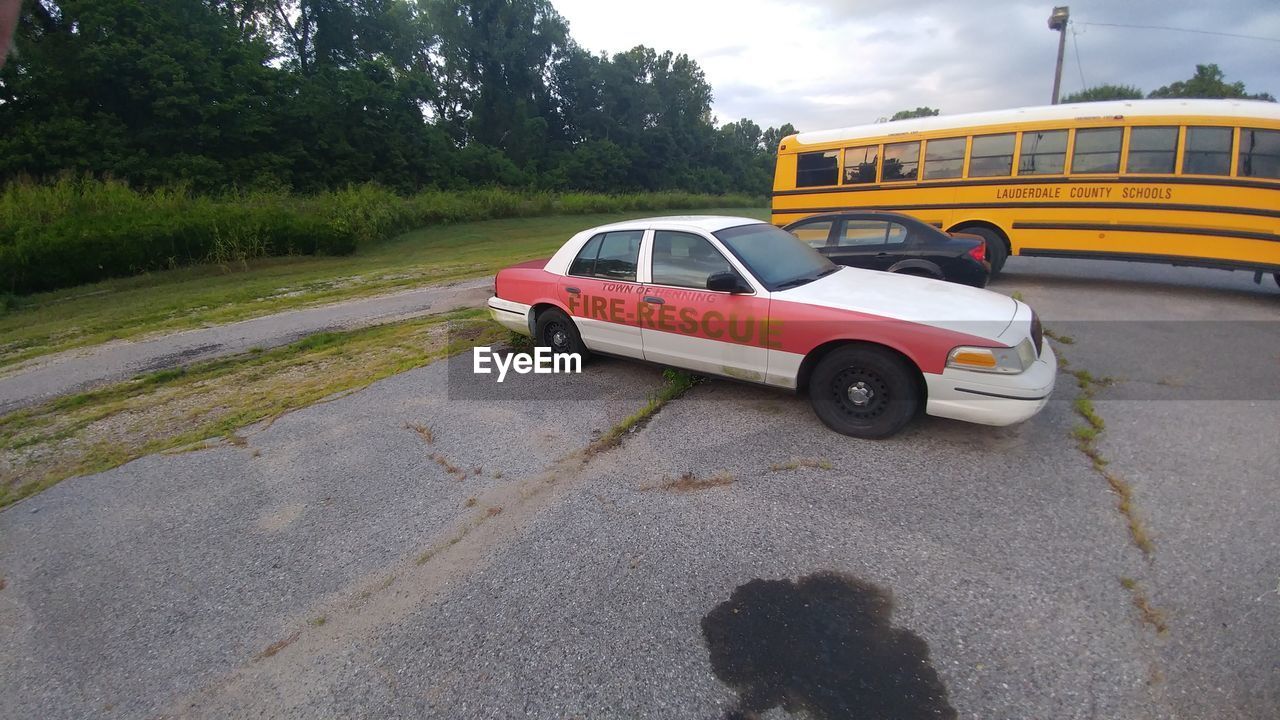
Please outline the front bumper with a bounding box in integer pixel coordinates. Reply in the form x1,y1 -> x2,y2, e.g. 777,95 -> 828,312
923,342 -> 1057,426
487,296 -> 533,335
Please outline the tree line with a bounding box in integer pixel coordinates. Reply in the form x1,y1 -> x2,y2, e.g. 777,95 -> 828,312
1060,64 -> 1274,104
0,0 -> 797,195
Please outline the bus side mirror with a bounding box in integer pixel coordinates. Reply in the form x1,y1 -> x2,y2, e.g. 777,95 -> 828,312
707,271 -> 750,293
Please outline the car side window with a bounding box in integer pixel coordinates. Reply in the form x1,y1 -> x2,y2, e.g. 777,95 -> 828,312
885,222 -> 909,245
788,220 -> 834,248
838,220 -> 891,247
570,230 -> 642,281
651,231 -> 734,289
568,234 -> 604,276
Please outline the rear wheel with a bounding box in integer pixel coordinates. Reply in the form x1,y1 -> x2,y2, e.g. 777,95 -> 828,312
893,268 -> 941,280
957,226 -> 1008,277
534,308 -> 590,358
808,345 -> 920,439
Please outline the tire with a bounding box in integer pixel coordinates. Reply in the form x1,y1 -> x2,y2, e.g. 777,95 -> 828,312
534,308 -> 590,359
893,268 -> 941,280
808,345 -> 920,439
958,226 -> 1008,278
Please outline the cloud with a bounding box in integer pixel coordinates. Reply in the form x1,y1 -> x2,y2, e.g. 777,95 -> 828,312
553,0 -> 1280,132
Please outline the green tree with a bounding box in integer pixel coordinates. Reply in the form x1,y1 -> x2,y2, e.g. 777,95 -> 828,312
427,0 -> 570,164
761,123 -> 798,154
1,0 -> 783,194
1148,64 -> 1275,102
0,0 -> 290,189
890,107 -> 940,121
1060,84 -> 1144,103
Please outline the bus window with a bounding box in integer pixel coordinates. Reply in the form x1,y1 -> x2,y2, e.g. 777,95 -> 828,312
1183,127 -> 1232,175
1018,130 -> 1067,175
1072,128 -> 1122,173
1238,128 -> 1280,179
796,151 -> 839,187
923,137 -> 965,179
968,133 -> 1015,177
882,142 -> 920,182
843,146 -> 878,184
1126,127 -> 1178,174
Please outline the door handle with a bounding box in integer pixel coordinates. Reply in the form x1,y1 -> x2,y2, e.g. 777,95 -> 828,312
643,296 -> 665,304
565,286 -> 581,294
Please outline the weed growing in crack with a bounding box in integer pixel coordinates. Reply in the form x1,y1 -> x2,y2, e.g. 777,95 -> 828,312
644,471 -> 735,492
769,458 -> 833,472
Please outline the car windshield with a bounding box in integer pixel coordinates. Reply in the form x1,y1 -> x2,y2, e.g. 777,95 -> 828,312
713,223 -> 838,290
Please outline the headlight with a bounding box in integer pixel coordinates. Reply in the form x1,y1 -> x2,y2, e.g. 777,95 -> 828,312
947,338 -> 1036,374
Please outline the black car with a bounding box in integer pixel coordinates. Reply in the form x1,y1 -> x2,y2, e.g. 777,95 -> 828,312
783,211 -> 991,287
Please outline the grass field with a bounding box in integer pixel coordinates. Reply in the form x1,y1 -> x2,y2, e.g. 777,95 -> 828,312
0,207 -> 768,369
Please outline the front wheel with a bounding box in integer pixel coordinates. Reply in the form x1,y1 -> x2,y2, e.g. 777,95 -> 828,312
534,308 -> 590,359
808,345 -> 920,439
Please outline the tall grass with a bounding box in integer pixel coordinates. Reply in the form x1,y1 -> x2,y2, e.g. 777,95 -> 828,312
0,179 -> 763,295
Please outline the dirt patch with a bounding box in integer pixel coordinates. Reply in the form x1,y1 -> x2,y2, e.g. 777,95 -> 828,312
256,504 -> 304,532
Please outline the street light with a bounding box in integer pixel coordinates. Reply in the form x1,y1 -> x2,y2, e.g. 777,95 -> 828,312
1048,6 -> 1070,105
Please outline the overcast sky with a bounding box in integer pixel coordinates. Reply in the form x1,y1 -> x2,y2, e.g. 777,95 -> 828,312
552,0 -> 1280,132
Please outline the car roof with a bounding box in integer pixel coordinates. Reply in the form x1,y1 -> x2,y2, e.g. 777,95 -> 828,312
586,215 -> 764,234
783,210 -> 924,225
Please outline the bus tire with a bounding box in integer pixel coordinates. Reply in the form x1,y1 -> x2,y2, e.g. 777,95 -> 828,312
809,345 -> 919,439
957,226 -> 1008,277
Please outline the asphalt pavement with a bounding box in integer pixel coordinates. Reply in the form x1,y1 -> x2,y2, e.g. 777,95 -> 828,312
0,257 -> 1277,719
0,277 -> 493,414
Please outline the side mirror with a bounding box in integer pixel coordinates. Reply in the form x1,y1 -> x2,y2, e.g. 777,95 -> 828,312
707,270 -> 751,293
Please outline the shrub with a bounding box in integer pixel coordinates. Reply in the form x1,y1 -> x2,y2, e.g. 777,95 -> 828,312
0,178 -> 764,294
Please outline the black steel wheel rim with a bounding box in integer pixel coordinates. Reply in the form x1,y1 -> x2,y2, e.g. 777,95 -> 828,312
544,321 -> 570,352
830,366 -> 891,420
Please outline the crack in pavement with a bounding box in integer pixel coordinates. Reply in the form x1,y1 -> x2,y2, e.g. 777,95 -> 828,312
158,372 -> 696,719
1051,336 -> 1174,715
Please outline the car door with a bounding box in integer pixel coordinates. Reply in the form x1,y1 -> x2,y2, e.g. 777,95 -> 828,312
831,218 -> 910,271
561,229 -> 646,359
639,229 -> 771,382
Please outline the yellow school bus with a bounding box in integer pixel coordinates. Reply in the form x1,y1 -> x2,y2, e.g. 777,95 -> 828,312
771,99 -> 1280,284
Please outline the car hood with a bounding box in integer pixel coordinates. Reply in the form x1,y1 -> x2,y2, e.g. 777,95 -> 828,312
774,266 -> 1018,340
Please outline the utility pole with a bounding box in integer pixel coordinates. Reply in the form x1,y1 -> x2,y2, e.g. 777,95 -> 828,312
1048,6 -> 1070,104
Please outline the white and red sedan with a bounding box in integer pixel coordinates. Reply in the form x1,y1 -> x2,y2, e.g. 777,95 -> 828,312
488,216 -> 1055,438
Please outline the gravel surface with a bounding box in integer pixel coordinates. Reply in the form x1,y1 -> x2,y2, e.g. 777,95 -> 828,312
0,258 -> 1276,719
0,277 -> 493,413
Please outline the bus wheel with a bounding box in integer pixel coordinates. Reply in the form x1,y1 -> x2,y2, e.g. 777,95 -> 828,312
958,226 -> 1008,277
